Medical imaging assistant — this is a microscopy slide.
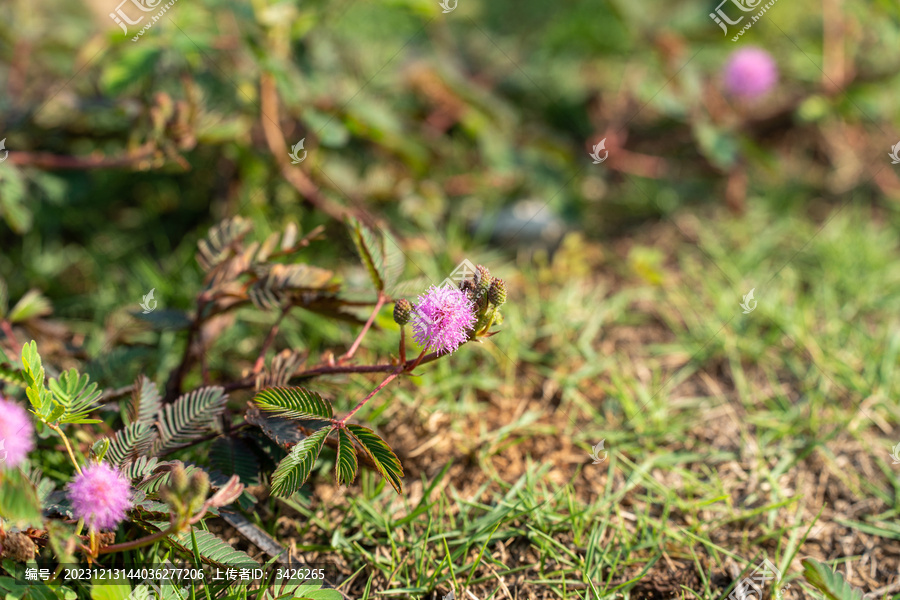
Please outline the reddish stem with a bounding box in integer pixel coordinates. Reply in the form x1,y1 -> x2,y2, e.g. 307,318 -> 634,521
336,348 -> 428,426
253,306 -> 291,374
338,291 -> 386,364
0,320 -> 20,353
337,370 -> 402,426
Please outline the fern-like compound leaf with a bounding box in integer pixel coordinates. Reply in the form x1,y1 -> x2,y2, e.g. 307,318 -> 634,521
253,387 -> 333,421
152,386 -> 228,454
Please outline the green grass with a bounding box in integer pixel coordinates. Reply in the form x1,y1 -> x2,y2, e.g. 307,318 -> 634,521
229,200 -> 900,599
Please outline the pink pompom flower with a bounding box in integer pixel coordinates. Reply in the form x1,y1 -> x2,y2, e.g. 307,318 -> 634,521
0,396 -> 35,469
723,47 -> 778,98
411,286 -> 476,355
67,462 -> 132,530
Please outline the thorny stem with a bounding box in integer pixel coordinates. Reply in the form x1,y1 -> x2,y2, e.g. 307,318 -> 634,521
338,291 -> 386,364
47,423 -> 82,475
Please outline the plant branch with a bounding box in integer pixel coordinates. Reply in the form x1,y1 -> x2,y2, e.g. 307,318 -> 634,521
7,144 -> 158,169
0,320 -> 21,353
253,306 -> 291,374
97,520 -> 179,555
221,348 -> 448,392
47,423 -> 83,475
338,291 -> 386,364
259,72 -> 347,222
337,369 -> 402,426
165,299 -> 208,402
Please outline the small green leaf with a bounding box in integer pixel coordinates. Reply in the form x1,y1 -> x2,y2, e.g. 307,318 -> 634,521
21,341 -> 50,415
345,424 -> 403,493
45,402 -> 66,423
0,468 -> 43,527
801,559 -> 863,600
91,438 -> 111,462
335,429 -> 358,486
254,387 -> 333,420
270,427 -> 332,497
49,369 -> 102,424
8,290 -> 51,323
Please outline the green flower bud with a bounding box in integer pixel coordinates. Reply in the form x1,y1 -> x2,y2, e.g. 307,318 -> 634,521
171,463 -> 189,494
474,265 -> 491,296
158,487 -> 179,511
488,278 -> 507,306
185,470 -> 210,515
393,299 -> 412,325
188,470 -> 210,505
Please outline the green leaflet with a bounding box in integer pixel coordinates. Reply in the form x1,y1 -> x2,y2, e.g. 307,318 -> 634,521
345,424 -> 403,494
270,426 -> 332,497
801,559 -> 863,600
335,428 -> 359,486
253,387 -> 333,420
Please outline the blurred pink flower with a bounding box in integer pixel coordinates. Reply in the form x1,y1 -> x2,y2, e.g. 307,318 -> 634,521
411,286 -> 476,355
723,47 -> 778,98
0,396 -> 35,469
67,462 -> 132,530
